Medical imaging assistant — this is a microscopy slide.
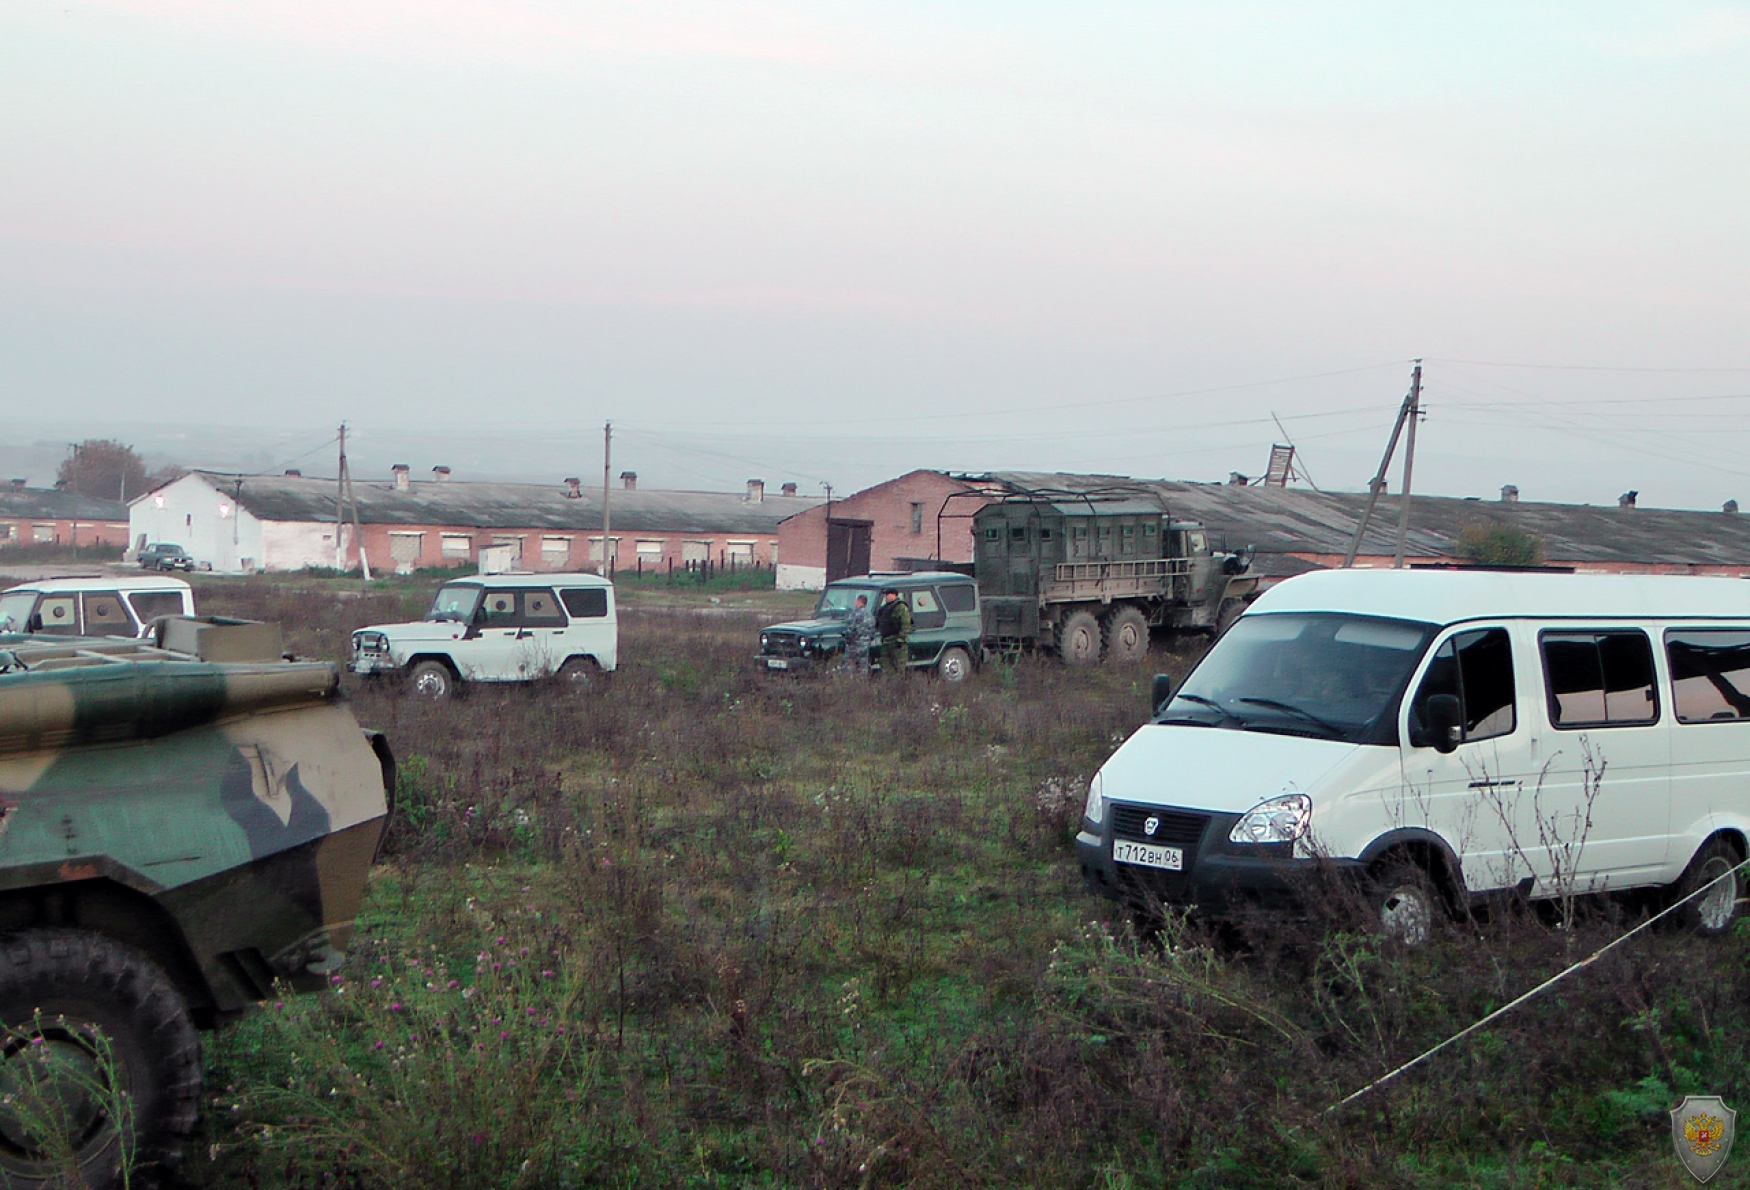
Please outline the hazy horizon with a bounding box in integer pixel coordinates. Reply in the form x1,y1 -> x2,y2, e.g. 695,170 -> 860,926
5,3 -> 1749,508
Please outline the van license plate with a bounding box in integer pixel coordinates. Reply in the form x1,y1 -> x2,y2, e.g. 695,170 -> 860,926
765,658 -> 790,670
1114,840 -> 1183,871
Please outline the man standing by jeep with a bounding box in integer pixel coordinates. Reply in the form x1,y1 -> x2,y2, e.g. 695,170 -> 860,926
843,593 -> 875,675
875,588 -> 911,676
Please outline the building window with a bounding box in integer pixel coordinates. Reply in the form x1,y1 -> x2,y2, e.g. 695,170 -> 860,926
0,523 -> 13,540
910,502 -> 923,534
681,540 -> 711,565
588,537 -> 620,563
441,534 -> 472,558
32,524 -> 54,542
388,532 -> 424,572
491,536 -> 525,563
725,540 -> 755,563
635,540 -> 663,563
541,536 -> 573,565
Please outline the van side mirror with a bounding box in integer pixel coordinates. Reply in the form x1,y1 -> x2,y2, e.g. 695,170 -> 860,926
1151,673 -> 1174,716
1423,694 -> 1462,754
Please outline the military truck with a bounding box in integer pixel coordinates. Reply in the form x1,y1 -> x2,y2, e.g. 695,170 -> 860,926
0,621 -> 393,1188
958,484 -> 1259,666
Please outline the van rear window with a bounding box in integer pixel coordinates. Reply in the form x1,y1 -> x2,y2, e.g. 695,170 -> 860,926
1665,630 -> 1750,723
128,592 -> 184,624
560,588 -> 608,618
938,584 -> 976,613
1541,630 -> 1658,727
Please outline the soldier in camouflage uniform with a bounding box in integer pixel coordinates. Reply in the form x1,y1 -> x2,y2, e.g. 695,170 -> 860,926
875,588 -> 912,676
842,593 -> 874,675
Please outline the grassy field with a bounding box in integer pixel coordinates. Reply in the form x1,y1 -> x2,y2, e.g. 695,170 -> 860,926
11,571 -> 1748,1187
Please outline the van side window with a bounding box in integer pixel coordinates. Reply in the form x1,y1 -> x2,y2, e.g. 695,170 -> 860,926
1541,630 -> 1658,727
559,588 -> 608,618
35,595 -> 78,636
481,590 -> 519,624
519,590 -> 567,627
1665,630 -> 1750,723
938,584 -> 976,613
1410,628 -> 1516,744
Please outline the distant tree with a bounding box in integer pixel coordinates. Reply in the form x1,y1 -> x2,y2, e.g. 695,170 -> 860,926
1455,523 -> 1546,567
55,440 -> 152,503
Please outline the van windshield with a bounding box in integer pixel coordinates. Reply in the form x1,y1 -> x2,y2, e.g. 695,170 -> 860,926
428,584 -> 483,622
1162,613 -> 1435,744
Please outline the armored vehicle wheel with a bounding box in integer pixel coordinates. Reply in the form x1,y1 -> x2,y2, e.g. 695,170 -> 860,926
1102,606 -> 1150,665
557,657 -> 597,689
1372,862 -> 1440,947
936,646 -> 972,684
1674,837 -> 1744,936
0,930 -> 201,1190
1057,610 -> 1103,667
408,660 -> 454,700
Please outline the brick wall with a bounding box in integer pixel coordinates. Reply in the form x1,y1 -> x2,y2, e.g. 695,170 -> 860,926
0,518 -> 129,548
776,470 -> 986,588
354,523 -> 782,574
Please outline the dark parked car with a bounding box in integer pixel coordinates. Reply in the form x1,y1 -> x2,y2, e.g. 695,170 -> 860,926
139,542 -> 196,571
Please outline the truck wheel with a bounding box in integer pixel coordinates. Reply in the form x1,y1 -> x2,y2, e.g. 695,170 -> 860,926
0,930 -> 201,1190
1102,606 -> 1150,665
936,646 -> 973,684
1673,837 -> 1744,936
1057,610 -> 1103,667
408,660 -> 454,700
1371,862 -> 1440,946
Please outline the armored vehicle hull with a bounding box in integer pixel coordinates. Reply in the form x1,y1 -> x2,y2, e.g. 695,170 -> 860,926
0,633 -> 392,1188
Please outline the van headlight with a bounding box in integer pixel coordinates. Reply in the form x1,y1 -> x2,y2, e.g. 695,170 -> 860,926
1229,793 -> 1311,845
1083,771 -> 1105,826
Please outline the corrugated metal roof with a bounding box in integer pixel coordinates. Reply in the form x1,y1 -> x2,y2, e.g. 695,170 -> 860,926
974,471 -> 1750,569
0,487 -> 128,521
187,471 -> 822,534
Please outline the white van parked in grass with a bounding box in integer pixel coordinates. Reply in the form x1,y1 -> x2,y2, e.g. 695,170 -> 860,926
349,572 -> 616,699
1077,569 -> 1750,943
0,575 -> 195,639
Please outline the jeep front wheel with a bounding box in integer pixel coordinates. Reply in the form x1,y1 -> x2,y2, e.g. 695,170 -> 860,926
0,930 -> 201,1190
408,660 -> 454,700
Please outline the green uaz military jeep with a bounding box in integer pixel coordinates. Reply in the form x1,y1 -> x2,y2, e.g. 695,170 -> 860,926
757,572 -> 981,682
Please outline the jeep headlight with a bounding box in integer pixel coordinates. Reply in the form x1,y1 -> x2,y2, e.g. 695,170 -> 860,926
1229,793 -> 1311,845
760,632 -> 769,648
1083,771 -> 1105,826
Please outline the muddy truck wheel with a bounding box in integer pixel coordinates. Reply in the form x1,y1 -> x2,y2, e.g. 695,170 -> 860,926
1057,610 -> 1103,667
1102,605 -> 1150,665
0,930 -> 201,1190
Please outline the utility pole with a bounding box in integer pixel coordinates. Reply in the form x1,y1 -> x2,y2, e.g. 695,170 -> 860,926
1392,363 -> 1423,569
69,443 -> 79,562
335,424 -> 347,570
600,421 -> 612,576
1342,362 -> 1422,568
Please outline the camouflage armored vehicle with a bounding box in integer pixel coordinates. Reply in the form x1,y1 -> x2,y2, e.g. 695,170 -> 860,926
964,485 -> 1258,666
0,622 -> 393,1188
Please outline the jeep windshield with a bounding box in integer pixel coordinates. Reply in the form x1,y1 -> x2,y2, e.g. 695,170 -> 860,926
0,592 -> 36,634
1160,612 -> 1435,744
427,583 -> 483,623
814,585 -> 878,619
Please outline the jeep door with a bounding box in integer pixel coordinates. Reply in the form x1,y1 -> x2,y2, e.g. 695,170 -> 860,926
558,586 -> 615,670
906,586 -> 948,666
510,588 -> 570,677
453,587 -> 526,680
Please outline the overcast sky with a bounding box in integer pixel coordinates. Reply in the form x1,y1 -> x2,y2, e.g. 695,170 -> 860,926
4,2 -> 1749,506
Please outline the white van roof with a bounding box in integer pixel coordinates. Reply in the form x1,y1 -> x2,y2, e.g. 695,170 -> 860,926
1250,569 -> 1750,626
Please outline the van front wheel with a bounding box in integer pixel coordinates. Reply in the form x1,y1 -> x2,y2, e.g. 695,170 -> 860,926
408,660 -> 454,701
1372,862 -> 1439,947
1675,838 -> 1744,936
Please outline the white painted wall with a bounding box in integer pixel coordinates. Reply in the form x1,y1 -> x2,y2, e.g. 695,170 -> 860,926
776,563 -> 826,591
129,474 -> 265,574
262,520 -> 352,572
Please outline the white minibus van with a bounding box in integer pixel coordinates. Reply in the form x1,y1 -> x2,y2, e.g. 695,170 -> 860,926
0,576 -> 195,639
1076,570 -> 1750,942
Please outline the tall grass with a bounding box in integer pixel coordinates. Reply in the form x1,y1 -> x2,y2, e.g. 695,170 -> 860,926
183,587 -> 1750,1188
